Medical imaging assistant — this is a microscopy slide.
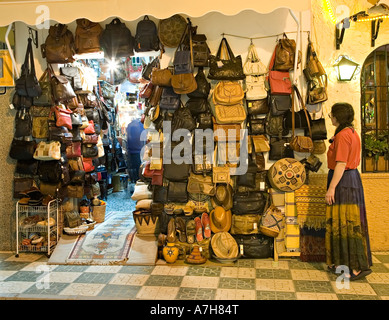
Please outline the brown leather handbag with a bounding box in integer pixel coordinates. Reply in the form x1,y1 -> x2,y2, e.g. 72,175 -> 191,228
151,68 -> 172,87
289,86 -> 314,153
75,19 -> 103,54
275,33 -> 301,71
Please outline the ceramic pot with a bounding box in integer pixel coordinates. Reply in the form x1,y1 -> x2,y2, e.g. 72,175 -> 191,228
162,242 -> 179,264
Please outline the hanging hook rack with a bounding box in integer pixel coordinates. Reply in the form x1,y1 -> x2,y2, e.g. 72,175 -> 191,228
28,27 -> 38,48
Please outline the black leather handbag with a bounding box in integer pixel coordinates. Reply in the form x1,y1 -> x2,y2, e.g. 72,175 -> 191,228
307,118 -> 327,140
15,159 -> 38,175
269,94 -> 291,116
153,185 -> 168,203
249,117 -> 266,135
163,163 -> 190,182
197,112 -> 213,129
159,87 -> 181,110
171,104 -> 197,132
232,191 -> 267,215
232,234 -> 274,259
60,65 -> 82,91
208,37 -> 245,81
283,109 -> 312,129
237,158 -> 258,188
9,138 -> 36,160
192,34 -> 210,67
186,98 -> 209,116
187,67 -> 210,99
82,143 -> 98,158
167,181 -> 188,202
265,112 -> 289,137
38,160 -> 62,183
15,38 -> 42,98
247,99 -> 269,116
14,108 -> 32,138
142,56 -> 160,81
268,137 -> 294,161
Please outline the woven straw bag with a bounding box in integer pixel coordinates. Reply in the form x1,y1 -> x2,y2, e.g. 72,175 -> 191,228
268,158 -> 306,192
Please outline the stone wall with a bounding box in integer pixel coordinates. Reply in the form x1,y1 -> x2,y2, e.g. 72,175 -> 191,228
0,89 -> 17,251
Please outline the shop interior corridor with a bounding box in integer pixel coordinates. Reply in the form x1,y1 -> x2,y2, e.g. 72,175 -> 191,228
0,184 -> 389,300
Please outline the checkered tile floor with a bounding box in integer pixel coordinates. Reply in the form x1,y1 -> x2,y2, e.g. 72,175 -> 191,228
1,251 -> 389,300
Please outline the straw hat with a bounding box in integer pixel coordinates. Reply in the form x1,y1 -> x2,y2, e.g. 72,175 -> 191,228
210,206 -> 231,233
211,232 -> 238,259
211,183 -> 233,210
158,14 -> 187,48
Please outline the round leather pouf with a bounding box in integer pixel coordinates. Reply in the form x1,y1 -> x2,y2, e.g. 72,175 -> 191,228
267,158 -> 306,192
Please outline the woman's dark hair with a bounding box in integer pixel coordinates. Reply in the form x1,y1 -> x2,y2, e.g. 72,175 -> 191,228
331,103 -> 355,135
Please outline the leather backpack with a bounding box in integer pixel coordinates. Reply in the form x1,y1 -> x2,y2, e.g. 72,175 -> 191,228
100,18 -> 135,58
75,19 -> 103,54
274,33 -> 301,71
134,15 -> 160,52
41,24 -> 75,64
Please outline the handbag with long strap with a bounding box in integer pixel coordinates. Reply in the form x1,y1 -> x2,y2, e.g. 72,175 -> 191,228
289,86 -> 314,153
15,38 -> 42,98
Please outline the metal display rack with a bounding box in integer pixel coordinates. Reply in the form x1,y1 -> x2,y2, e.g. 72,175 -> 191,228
16,199 -> 59,257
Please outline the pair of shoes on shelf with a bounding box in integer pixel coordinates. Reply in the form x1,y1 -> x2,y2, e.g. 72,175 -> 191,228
194,212 -> 211,242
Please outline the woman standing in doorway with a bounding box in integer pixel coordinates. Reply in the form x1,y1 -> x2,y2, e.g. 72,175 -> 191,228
325,102 -> 372,281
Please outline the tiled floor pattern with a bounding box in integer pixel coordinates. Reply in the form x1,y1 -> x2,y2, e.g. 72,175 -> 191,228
0,251 -> 389,300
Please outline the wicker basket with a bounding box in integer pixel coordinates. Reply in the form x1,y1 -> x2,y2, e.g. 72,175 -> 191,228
92,205 -> 106,223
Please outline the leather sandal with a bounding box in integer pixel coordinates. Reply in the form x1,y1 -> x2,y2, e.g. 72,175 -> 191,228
175,217 -> 187,243
186,220 -> 196,244
167,218 -> 177,243
201,212 -> 211,239
194,217 -> 203,242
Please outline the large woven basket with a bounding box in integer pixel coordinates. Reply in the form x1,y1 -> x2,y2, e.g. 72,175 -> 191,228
92,205 -> 106,223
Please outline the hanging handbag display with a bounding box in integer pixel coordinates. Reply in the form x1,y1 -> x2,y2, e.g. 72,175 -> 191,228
243,43 -> 268,76
289,86 -> 314,153
15,38 -> 42,98
208,37 -> 245,81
